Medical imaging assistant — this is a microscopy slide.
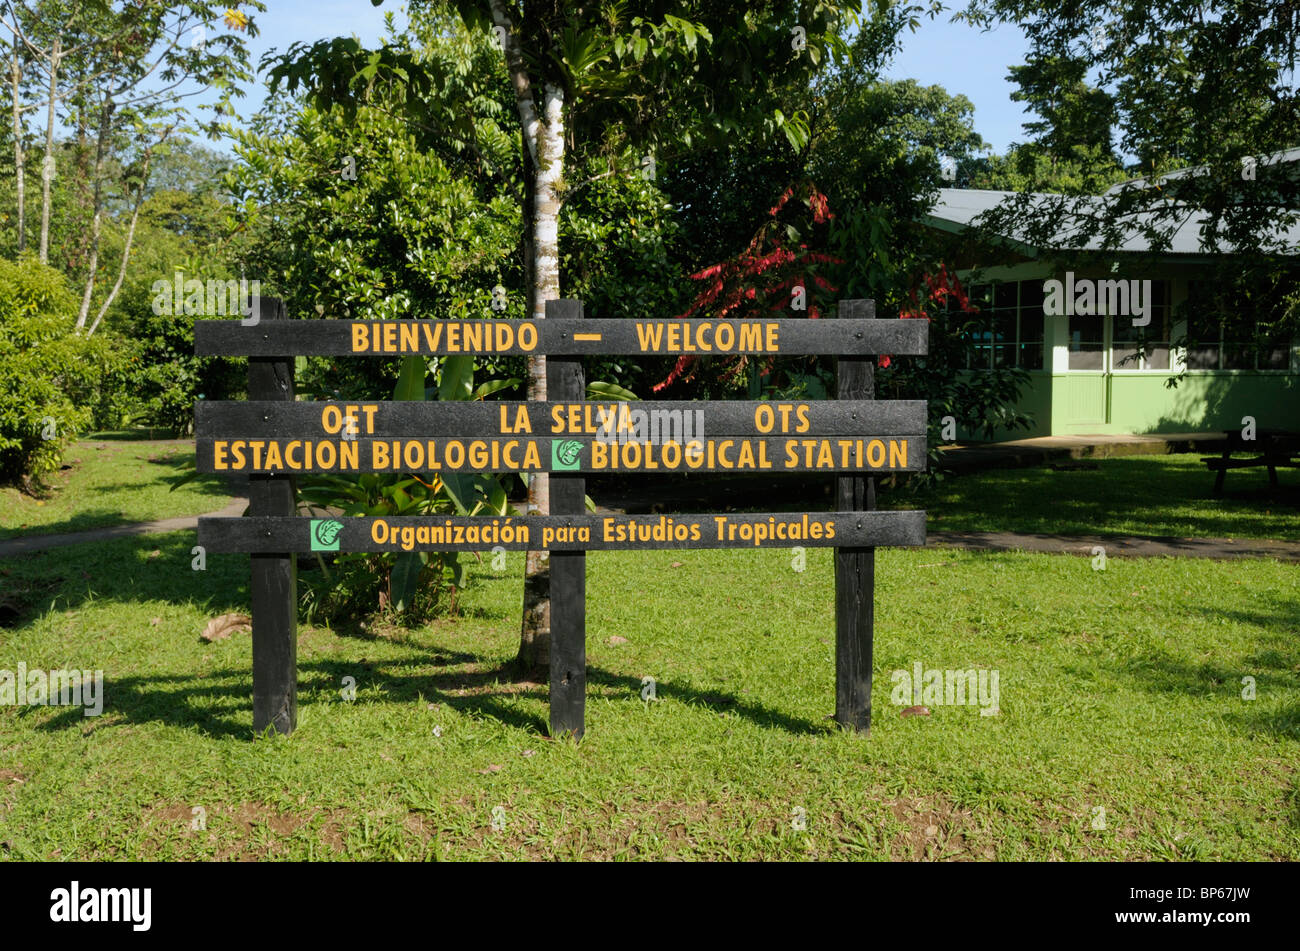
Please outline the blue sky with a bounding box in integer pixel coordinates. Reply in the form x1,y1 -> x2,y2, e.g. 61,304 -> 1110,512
882,14 -> 1033,153
222,1 -> 1032,154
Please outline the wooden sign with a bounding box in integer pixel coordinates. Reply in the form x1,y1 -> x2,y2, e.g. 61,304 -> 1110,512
194,297 -> 929,741
194,435 -> 925,474
196,399 -> 926,437
195,313 -> 927,357
198,511 -> 927,553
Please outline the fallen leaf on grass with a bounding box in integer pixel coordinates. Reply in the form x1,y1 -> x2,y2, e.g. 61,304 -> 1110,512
201,613 -> 252,642
478,764 -> 503,774
670,561 -> 683,568
147,549 -> 161,560
608,635 -> 628,645
521,749 -> 536,758
150,617 -> 161,626
901,705 -> 930,717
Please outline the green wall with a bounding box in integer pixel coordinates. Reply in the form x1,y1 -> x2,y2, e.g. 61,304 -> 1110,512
952,371 -> 1298,441
1106,372 -> 1300,434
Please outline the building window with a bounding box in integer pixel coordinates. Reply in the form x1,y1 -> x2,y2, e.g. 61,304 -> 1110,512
1111,280 -> 1171,370
957,280 -> 1044,370
1068,314 -> 1105,370
1185,280 -> 1293,370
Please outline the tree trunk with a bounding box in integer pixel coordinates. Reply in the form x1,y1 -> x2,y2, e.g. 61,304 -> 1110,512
10,50 -> 24,253
38,35 -> 59,265
75,97 -> 111,330
488,0 -> 564,676
516,83 -> 564,674
87,141 -> 154,336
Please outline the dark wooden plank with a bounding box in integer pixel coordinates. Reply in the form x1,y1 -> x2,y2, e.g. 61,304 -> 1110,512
1215,440 -> 1231,494
197,510 -> 928,553
245,297 -> 297,736
835,299 -> 880,735
546,299 -> 586,740
1204,456 -> 1278,470
194,434 -> 927,474
194,312 -> 927,357
195,399 -> 928,438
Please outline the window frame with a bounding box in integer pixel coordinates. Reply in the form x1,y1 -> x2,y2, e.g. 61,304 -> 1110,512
959,280 -> 1046,372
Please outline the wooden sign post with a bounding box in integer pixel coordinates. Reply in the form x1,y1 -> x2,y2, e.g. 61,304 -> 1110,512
246,297 -> 297,735
193,301 -> 928,738
834,298 -> 875,733
546,298 -> 587,738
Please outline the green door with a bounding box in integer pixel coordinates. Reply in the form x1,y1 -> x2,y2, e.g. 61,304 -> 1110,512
1063,315 -> 1110,429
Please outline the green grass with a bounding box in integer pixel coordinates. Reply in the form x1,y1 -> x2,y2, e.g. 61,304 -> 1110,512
1,533 -> 1296,860
0,434 -> 235,540
893,455 -> 1300,541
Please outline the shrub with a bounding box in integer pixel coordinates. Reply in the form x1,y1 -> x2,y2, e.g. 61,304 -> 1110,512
109,268 -> 246,435
0,257 -> 117,485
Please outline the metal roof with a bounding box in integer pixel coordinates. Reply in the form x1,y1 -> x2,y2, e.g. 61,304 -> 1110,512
925,183 -> 1300,256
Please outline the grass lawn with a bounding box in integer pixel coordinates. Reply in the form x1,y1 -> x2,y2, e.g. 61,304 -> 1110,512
0,433 -> 235,540
894,455 -> 1300,541
1,532 -> 1296,860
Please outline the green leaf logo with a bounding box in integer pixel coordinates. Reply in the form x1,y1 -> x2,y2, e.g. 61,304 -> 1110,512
310,519 -> 344,551
551,439 -> 584,471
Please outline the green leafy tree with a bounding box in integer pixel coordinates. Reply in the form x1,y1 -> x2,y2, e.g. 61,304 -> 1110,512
270,0 -> 859,673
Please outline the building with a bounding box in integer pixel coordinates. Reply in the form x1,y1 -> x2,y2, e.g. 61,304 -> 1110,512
921,153 -> 1300,438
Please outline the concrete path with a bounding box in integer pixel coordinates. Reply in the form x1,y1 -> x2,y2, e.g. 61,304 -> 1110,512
0,497 -> 246,558
937,431 -> 1229,473
928,529 -> 1299,562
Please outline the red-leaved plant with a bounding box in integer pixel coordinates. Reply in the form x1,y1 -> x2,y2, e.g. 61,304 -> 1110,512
654,181 -> 842,393
879,264 -> 975,368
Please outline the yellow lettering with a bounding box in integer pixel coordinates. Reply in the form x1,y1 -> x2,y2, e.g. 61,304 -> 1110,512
636,322 -> 664,351
462,322 -> 482,351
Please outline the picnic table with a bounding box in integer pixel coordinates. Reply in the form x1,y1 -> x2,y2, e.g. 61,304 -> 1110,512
1203,429 -> 1300,495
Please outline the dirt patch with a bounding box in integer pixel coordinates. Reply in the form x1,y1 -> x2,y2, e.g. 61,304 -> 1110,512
138,801 -> 352,861
882,795 -> 985,860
